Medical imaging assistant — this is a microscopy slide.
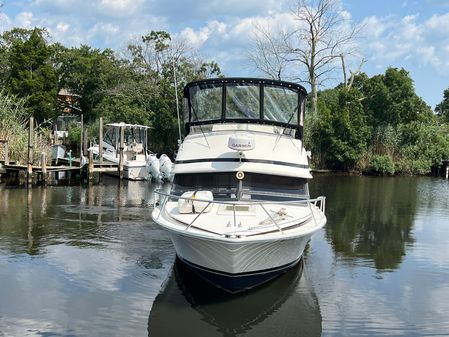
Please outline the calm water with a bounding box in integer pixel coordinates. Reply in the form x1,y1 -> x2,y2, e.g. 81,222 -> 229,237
0,175 -> 448,336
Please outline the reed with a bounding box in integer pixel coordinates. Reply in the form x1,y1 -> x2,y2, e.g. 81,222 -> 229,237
0,90 -> 51,165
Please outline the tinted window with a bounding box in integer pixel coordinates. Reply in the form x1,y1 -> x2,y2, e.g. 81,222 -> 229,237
172,172 -> 308,200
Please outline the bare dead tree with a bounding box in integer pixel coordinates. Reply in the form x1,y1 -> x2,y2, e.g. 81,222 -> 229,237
247,23 -> 290,81
248,0 -> 360,114
286,0 -> 359,114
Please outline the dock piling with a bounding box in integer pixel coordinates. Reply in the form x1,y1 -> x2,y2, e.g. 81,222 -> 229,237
41,152 -> 47,185
27,117 -> 34,186
88,150 -> 94,182
119,125 -> 124,180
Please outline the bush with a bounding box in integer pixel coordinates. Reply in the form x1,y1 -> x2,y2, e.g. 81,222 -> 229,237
0,91 -> 52,164
369,155 -> 395,175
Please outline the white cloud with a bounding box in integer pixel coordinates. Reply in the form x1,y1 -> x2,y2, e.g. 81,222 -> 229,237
56,21 -> 70,33
179,26 -> 211,48
361,11 -> 449,72
0,12 -> 11,30
97,0 -> 145,18
15,11 -> 34,28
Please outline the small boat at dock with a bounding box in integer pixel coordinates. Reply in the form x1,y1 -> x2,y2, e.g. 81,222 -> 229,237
88,122 -> 172,181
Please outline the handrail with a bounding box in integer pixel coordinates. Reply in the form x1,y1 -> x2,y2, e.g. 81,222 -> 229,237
155,189 -> 324,207
154,189 -> 326,237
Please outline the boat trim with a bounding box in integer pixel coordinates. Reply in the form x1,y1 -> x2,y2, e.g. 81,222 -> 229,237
179,254 -> 302,278
174,157 -> 309,169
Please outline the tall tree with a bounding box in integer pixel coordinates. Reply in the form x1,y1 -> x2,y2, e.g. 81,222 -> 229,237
360,68 -> 432,126
435,88 -> 449,122
247,23 -> 289,81
56,45 -> 121,121
287,0 -> 359,114
248,0 -> 359,114
4,27 -> 58,121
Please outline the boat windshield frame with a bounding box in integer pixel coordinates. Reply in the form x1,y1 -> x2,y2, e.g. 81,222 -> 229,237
183,78 -> 307,139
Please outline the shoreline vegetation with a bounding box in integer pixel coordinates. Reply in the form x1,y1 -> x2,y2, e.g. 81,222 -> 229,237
1,27 -> 449,177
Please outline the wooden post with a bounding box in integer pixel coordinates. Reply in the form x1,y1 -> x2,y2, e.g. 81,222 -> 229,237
99,117 -> 103,163
41,152 -> 47,185
80,114 -> 84,158
119,125 -> 124,180
27,117 -> 34,186
83,127 -> 88,157
445,165 -> 448,180
88,149 -> 94,181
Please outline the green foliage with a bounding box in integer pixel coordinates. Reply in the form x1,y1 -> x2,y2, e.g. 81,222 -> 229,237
307,87 -> 370,170
435,88 -> 449,122
2,27 -> 58,122
0,90 -> 51,164
396,122 -> 449,174
66,122 -> 81,154
359,68 -> 433,126
369,155 -> 395,175
308,67 -> 447,175
56,45 -> 121,122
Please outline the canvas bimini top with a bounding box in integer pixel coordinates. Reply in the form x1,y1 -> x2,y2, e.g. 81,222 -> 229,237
183,78 -> 308,139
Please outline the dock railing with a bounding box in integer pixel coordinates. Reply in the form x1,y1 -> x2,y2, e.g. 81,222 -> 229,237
154,189 -> 326,236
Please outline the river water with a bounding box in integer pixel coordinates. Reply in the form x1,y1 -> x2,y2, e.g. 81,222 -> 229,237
0,175 -> 448,336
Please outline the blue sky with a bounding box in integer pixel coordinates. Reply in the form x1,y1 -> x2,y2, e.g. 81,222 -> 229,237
1,0 -> 449,108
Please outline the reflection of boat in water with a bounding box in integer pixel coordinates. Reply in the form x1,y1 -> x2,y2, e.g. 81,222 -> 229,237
148,257 -> 322,337
88,123 -> 173,181
152,78 -> 326,292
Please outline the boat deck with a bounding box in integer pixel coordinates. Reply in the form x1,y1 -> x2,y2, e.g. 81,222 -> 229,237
160,199 -> 325,239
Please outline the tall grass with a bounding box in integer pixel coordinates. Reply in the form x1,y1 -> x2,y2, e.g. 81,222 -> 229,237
0,90 -> 51,165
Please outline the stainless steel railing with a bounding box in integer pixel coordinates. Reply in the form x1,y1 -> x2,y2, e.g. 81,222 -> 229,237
153,190 -> 326,236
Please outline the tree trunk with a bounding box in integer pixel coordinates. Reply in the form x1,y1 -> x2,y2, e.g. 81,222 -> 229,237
311,75 -> 318,115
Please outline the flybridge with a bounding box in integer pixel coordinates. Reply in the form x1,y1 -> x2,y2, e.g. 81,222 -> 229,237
183,78 -> 308,140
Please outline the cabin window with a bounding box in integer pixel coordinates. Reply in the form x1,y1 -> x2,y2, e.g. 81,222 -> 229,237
172,172 -> 308,200
226,84 -> 260,119
189,84 -> 222,121
264,85 -> 298,125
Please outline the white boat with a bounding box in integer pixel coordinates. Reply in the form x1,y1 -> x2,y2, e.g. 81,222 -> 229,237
88,122 -> 157,181
152,78 -> 326,292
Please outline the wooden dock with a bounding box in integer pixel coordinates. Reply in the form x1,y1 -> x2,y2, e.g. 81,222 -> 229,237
0,116 -> 126,186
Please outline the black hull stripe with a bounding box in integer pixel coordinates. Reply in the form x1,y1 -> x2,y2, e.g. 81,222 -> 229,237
178,255 -> 302,278
175,158 -> 309,169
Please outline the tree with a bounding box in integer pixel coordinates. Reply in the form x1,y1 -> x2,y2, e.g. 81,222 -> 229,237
56,45 -> 121,121
248,0 -> 359,114
435,88 -> 449,122
287,0 -> 359,114
247,23 -> 289,80
360,68 -> 432,126
125,30 -> 221,155
307,86 -> 370,169
3,27 -> 58,121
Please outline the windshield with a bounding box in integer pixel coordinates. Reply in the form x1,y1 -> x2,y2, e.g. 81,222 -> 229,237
187,80 -> 304,127
172,172 -> 308,201
264,85 -> 298,124
190,84 -> 222,121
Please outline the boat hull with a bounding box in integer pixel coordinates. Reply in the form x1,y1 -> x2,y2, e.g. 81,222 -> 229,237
167,231 -> 311,293
88,145 -> 149,181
